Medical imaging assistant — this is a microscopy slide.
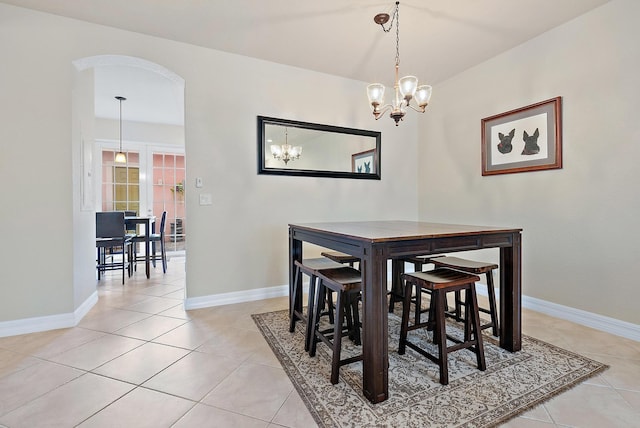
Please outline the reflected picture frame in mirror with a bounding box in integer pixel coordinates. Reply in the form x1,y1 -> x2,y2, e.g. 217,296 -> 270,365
257,116 -> 381,179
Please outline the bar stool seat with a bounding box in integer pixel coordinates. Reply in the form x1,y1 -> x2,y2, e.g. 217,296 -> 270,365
398,268 -> 486,385
320,251 -> 360,267
309,266 -> 363,384
430,256 -> 500,336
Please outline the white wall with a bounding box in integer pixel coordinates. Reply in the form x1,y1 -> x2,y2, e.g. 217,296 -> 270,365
0,3 -> 418,328
71,68 -> 100,312
418,0 -> 640,325
94,118 -> 185,147
182,49 -> 417,299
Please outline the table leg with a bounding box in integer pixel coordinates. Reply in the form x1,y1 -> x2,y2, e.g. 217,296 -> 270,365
145,234 -> 150,278
499,232 -> 522,351
389,259 -> 405,313
289,230 -> 303,323
361,250 -> 389,403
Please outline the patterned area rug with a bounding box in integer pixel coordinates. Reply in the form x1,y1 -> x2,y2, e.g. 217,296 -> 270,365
252,309 -> 607,428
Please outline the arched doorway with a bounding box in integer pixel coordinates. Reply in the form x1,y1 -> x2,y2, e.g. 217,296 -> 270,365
72,55 -> 186,298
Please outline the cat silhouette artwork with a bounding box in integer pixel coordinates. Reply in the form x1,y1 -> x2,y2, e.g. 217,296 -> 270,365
521,128 -> 540,155
497,128 -> 515,154
357,165 -> 362,173
364,161 -> 371,173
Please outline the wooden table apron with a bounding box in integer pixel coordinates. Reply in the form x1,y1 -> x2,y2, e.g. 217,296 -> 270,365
288,221 -> 522,404
125,216 -> 156,279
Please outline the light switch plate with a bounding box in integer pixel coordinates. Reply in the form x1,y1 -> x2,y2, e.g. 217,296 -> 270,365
199,193 -> 212,205
195,177 -> 203,188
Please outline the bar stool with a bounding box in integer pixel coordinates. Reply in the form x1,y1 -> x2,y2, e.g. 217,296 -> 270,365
389,255 -> 434,315
289,258 -> 346,351
398,268 -> 486,385
430,256 -> 500,337
320,251 -> 360,321
309,266 -> 363,384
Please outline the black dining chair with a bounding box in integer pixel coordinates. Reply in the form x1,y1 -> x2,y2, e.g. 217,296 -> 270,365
96,211 -> 132,284
133,211 -> 167,273
123,210 -> 138,239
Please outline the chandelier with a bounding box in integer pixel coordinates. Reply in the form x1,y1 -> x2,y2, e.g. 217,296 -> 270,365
114,96 -> 127,163
270,128 -> 302,165
366,1 -> 432,126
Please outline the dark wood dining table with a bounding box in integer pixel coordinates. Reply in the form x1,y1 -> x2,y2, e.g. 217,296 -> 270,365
288,220 -> 522,404
125,215 -> 156,279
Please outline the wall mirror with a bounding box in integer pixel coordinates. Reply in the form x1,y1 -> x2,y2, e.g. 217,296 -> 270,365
257,116 -> 381,179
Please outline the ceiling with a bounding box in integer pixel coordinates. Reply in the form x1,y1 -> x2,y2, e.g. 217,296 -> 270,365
3,0 -> 610,125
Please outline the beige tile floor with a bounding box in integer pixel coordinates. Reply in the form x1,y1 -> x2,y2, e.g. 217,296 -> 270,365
0,259 -> 638,427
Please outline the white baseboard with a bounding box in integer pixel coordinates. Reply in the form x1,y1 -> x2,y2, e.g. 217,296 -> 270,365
0,291 -> 98,338
186,282 -> 639,342
184,285 -> 289,310
2,285 -> 638,343
521,294 -> 640,342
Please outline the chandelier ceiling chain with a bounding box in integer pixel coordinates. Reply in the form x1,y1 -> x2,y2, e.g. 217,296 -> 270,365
367,1 -> 432,126
375,3 -> 400,65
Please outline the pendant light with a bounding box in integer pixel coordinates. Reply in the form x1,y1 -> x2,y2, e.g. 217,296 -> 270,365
114,96 -> 127,163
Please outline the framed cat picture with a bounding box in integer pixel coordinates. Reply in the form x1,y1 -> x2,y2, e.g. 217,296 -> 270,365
352,149 -> 376,174
481,97 -> 562,176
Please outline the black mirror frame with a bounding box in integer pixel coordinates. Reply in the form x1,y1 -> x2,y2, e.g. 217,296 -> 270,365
257,116 -> 381,180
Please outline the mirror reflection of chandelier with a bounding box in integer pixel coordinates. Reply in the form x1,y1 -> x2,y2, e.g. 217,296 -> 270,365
366,1 -> 432,126
270,128 -> 302,165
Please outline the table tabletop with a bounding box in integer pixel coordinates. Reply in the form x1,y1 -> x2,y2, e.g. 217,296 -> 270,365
289,220 -> 521,241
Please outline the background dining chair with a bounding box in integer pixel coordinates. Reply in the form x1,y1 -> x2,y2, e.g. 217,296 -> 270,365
123,210 -> 138,239
96,211 -> 132,285
133,211 -> 167,273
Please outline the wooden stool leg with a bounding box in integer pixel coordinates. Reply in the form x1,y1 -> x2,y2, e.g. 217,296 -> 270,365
454,290 -> 463,321
304,275 -> 318,352
486,271 -> 500,336
398,279 -> 414,355
463,289 -> 472,342
343,293 -> 354,340
430,294 -> 441,345
309,280 -> 324,357
289,265 -> 302,332
330,289 -> 344,384
468,283 -> 486,371
414,286 -> 423,326
389,259 -> 405,313
434,290 -> 449,385
348,292 -> 361,345
411,261 -> 424,323
326,289 -> 335,324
